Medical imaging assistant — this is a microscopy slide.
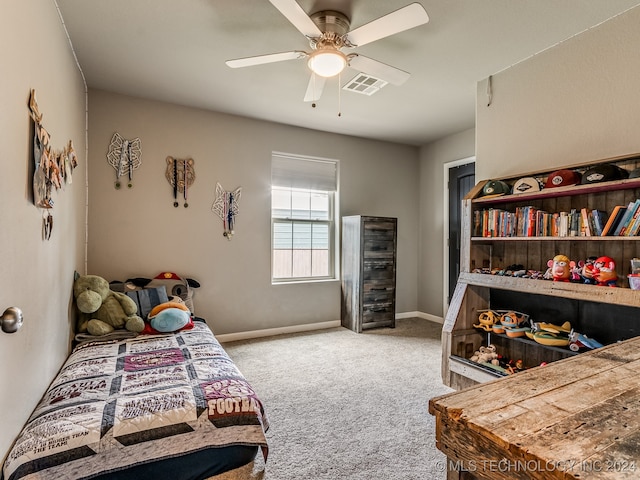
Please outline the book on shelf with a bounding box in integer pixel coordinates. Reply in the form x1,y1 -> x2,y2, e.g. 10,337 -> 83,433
536,210 -> 548,237
601,205 -> 627,236
569,209 -> 579,237
591,209 -> 608,236
526,206 -> 537,237
624,202 -> 640,236
475,200 -> 640,238
580,208 -> 592,236
559,211 -> 569,237
613,200 -> 640,236
473,210 -> 481,236
551,213 -> 559,237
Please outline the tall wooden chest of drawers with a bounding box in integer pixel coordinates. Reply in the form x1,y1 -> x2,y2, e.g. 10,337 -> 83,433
341,215 -> 397,333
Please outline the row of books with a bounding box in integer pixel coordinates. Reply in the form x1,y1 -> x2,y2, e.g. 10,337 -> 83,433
473,202 -> 640,238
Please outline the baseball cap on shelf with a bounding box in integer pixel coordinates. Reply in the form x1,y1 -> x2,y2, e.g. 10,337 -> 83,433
512,177 -> 541,194
581,164 -> 629,184
544,169 -> 581,188
481,180 -> 511,198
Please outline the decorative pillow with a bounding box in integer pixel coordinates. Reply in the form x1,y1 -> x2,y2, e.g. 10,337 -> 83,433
140,316 -> 194,335
148,301 -> 190,316
125,286 -> 169,318
147,301 -> 191,333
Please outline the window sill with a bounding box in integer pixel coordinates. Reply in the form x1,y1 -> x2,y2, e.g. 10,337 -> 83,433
272,277 -> 340,286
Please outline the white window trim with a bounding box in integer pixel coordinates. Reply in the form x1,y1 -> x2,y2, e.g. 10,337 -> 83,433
271,152 -> 340,284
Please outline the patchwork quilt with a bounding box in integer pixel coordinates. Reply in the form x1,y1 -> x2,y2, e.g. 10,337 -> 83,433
2,322 -> 268,480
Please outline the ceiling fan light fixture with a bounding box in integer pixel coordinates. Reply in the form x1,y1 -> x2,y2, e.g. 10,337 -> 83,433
307,48 -> 347,77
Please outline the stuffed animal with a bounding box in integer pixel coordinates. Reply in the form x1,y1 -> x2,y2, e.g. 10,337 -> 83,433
470,345 -> 500,366
147,301 -> 191,333
74,274 -> 145,336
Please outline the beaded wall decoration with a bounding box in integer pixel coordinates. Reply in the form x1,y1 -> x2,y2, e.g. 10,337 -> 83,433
165,156 -> 195,207
212,182 -> 241,239
106,132 -> 142,189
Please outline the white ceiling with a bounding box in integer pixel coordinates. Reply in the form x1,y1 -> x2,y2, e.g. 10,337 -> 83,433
56,0 -> 640,146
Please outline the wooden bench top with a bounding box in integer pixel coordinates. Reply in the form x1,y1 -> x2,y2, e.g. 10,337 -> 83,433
429,336 -> 640,479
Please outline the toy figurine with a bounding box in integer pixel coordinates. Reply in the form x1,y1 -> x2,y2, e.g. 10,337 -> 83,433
580,256 -> 599,284
592,256 -> 617,287
569,261 -> 584,283
505,359 -> 525,374
546,254 -> 575,282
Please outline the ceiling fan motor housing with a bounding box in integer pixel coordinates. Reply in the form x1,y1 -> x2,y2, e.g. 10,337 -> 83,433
307,10 -> 352,77
310,10 -> 351,45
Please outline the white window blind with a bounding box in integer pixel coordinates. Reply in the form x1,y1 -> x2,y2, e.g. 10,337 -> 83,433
272,153 -> 337,192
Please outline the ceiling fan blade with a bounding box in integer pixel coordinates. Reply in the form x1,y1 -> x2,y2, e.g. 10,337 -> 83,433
347,3 -> 429,47
348,55 -> 410,86
226,51 -> 307,68
304,74 -> 326,102
269,0 -> 322,38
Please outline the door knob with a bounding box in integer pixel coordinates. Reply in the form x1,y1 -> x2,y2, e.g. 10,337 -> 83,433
1,307 -> 24,333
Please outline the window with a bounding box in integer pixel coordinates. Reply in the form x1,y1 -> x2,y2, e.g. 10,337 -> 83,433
271,153 -> 338,282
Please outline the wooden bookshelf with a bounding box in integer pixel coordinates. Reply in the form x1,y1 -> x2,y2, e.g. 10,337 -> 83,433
442,154 -> 640,390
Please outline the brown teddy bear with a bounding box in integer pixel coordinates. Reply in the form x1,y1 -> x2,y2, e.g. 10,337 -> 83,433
470,345 -> 500,366
74,274 -> 145,336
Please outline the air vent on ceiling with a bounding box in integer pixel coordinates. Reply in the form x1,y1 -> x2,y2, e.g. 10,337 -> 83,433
342,73 -> 388,96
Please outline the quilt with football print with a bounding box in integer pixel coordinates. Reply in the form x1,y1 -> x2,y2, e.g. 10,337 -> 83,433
2,322 -> 268,480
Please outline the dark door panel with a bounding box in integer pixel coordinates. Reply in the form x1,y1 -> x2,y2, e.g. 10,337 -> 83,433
448,163 -> 475,304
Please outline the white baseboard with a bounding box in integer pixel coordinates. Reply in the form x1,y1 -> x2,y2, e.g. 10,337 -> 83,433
216,320 -> 341,343
216,311 -> 444,343
397,311 -> 444,324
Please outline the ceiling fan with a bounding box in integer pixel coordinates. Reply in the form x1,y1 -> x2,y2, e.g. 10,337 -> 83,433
225,0 -> 429,103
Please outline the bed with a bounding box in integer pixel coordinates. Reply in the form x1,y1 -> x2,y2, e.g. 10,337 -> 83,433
2,320 -> 268,480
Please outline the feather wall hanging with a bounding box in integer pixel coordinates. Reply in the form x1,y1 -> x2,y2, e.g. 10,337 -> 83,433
212,182 -> 241,239
165,156 -> 195,207
106,133 -> 142,189
28,89 -> 78,240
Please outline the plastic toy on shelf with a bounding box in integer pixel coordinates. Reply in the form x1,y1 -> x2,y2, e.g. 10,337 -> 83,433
568,331 -> 604,352
473,310 -> 499,332
545,254 -> 575,282
530,321 -> 572,347
592,256 -> 618,287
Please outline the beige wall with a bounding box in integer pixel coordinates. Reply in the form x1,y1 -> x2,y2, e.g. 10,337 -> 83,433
476,5 -> 640,180
420,5 -> 640,319
418,128 -> 476,318
0,0 -> 87,460
5,0 -> 640,466
87,90 -> 420,335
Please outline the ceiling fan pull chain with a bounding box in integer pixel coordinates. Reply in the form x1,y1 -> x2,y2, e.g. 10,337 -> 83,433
337,72 -> 342,117
312,73 -> 317,108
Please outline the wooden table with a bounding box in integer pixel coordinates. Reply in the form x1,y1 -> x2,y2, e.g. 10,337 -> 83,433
429,337 -> 640,479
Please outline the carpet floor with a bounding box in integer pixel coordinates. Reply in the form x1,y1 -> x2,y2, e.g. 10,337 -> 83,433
222,318 -> 454,479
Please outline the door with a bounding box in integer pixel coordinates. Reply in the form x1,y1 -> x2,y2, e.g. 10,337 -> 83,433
448,162 -> 475,304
